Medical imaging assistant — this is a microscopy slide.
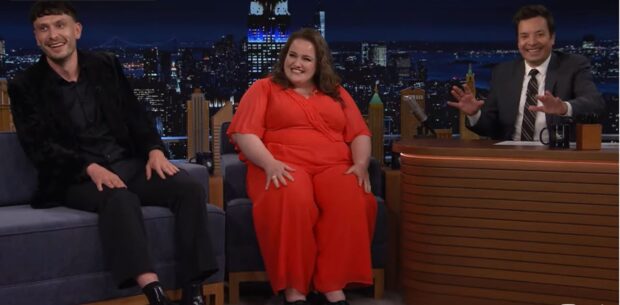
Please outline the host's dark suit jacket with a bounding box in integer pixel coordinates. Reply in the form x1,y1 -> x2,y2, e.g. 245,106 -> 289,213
468,51 -> 605,140
9,51 -> 164,207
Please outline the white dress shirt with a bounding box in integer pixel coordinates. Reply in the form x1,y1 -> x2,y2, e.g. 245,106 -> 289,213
512,57 -> 551,141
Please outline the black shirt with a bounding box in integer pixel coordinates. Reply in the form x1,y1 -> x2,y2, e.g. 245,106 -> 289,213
56,64 -> 127,166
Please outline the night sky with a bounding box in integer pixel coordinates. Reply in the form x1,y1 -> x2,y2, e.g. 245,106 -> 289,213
1,0 -> 618,48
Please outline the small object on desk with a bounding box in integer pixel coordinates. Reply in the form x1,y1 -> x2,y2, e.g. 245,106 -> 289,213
576,123 -> 602,150
576,113 -> 602,150
434,128 -> 452,139
539,122 -> 570,149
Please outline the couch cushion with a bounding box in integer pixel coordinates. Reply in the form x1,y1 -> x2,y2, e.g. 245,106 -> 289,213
0,133 -> 37,207
0,204 -> 225,288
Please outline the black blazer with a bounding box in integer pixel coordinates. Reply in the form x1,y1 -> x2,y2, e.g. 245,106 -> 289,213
9,51 -> 164,207
468,51 -> 605,140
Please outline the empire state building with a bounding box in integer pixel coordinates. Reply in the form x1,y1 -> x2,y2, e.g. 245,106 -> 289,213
246,0 -> 291,85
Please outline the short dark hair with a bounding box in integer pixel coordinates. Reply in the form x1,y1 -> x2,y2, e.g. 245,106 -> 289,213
513,4 -> 555,36
30,1 -> 78,24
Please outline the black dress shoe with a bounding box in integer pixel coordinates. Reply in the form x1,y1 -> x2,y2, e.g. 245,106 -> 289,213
325,301 -> 349,305
142,281 -> 174,305
180,282 -> 205,305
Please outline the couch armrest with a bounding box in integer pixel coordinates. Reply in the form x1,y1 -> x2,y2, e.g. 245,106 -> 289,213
223,157 -> 247,204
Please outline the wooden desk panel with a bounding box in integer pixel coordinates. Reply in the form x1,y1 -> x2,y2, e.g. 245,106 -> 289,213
393,139 -> 619,305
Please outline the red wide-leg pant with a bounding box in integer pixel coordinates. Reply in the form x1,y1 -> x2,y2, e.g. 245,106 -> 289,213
246,161 -> 377,295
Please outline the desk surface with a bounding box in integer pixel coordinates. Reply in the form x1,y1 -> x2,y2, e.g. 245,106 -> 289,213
393,139 -> 618,162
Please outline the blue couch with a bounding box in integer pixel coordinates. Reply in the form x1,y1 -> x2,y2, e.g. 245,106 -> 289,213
0,132 -> 225,305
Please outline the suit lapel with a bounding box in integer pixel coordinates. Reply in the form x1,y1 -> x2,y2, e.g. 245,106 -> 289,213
545,53 -> 559,126
545,53 -> 558,96
506,60 -> 525,127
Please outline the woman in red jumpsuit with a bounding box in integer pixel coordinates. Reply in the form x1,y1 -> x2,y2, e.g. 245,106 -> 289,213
227,28 -> 377,305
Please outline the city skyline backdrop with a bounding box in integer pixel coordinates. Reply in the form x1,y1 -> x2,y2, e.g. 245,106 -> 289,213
1,0 -> 618,48
1,0 -> 617,160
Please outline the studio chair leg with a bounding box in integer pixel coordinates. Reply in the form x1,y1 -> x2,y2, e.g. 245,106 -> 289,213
203,282 -> 224,305
373,268 -> 385,299
228,273 -> 241,305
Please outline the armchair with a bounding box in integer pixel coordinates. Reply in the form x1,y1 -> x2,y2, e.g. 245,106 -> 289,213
220,122 -> 387,304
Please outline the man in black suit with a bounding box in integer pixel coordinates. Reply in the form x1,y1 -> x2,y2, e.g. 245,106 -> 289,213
8,2 -> 216,304
448,4 -> 605,141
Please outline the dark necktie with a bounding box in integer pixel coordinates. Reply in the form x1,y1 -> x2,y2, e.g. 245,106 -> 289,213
521,69 -> 539,141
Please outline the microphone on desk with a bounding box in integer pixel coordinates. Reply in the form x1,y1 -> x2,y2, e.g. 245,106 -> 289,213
404,95 -> 436,136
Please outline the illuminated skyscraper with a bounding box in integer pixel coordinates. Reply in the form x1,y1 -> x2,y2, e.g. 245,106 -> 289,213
460,64 -> 479,139
392,51 -> 411,81
0,78 -> 13,132
247,0 -> 291,85
0,78 -> 7,105
159,51 -> 172,84
187,88 -> 210,159
177,48 -> 199,94
360,43 -> 388,67
314,0 -> 326,39
360,42 -> 388,67
0,37 -> 5,69
368,84 -> 384,164
212,102 -> 233,176
371,44 -> 387,67
361,43 -> 370,64
416,59 -> 427,82
143,47 -> 160,81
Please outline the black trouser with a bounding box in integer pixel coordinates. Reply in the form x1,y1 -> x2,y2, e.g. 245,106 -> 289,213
65,158 -> 218,288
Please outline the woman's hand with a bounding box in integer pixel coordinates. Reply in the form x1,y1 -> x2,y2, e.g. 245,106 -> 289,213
263,159 -> 295,190
344,163 -> 371,193
232,133 -> 296,190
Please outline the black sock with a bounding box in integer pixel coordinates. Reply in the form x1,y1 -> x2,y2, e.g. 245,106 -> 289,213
142,281 -> 170,305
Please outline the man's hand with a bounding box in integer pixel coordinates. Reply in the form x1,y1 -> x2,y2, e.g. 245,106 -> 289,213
86,163 -> 127,191
447,85 -> 484,116
145,149 -> 179,180
344,163 -> 371,193
529,91 -> 569,115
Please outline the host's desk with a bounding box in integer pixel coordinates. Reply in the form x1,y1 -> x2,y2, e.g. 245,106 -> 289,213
392,139 -> 618,305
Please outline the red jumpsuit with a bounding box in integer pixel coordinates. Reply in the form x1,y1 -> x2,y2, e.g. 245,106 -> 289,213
227,78 -> 377,294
